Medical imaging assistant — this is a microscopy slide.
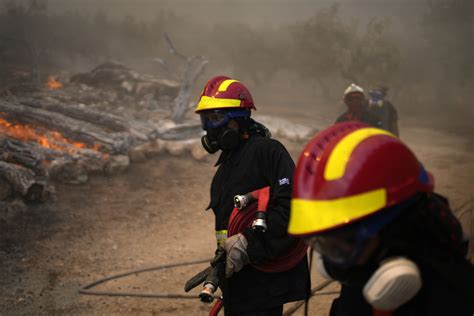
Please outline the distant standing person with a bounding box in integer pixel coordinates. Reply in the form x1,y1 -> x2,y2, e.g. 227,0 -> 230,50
368,85 -> 399,136
336,83 -> 382,128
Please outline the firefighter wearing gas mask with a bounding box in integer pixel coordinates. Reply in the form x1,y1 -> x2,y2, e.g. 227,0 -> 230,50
288,122 -> 474,316
196,76 -> 310,316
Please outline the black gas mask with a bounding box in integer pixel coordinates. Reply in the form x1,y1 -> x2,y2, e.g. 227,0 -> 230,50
306,197 -> 424,311
200,109 -> 250,154
201,126 -> 241,154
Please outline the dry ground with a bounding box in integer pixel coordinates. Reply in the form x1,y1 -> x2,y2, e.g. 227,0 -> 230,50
1,111 -> 473,315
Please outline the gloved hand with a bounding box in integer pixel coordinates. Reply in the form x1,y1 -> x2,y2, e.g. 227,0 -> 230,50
224,233 -> 249,278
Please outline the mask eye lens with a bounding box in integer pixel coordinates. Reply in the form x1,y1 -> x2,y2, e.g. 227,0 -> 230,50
200,111 -> 228,129
304,226 -> 360,266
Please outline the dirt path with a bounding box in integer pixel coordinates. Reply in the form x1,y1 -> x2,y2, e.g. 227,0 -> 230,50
1,123 -> 472,315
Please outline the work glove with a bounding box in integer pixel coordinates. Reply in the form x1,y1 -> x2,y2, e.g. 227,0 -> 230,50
223,233 -> 249,278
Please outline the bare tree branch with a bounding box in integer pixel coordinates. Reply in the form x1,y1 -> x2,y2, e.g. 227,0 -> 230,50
155,33 -> 209,123
163,32 -> 187,62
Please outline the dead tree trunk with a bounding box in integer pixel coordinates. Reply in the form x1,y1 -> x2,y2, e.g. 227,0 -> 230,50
172,56 -> 208,123
156,33 -> 208,123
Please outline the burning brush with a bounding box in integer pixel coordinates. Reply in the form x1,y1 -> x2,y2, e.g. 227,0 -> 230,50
46,75 -> 64,90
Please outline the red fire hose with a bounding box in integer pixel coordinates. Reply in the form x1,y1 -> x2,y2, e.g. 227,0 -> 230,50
209,297 -> 224,316
227,187 -> 308,273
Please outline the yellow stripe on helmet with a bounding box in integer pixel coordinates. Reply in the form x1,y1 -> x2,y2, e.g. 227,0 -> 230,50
324,128 -> 395,181
288,188 -> 387,235
218,79 -> 239,92
195,95 -> 241,112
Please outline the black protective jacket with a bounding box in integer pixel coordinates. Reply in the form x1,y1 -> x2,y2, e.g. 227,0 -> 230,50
369,100 -> 399,136
207,133 -> 310,314
326,193 -> 474,316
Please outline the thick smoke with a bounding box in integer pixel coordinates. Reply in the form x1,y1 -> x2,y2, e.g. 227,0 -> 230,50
0,0 -> 472,129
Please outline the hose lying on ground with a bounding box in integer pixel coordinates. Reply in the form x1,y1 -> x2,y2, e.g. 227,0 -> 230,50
79,258 -> 211,299
79,258 -> 339,315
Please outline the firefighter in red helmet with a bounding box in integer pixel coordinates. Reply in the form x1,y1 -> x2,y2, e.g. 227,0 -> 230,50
195,76 -> 310,315
289,122 -> 473,316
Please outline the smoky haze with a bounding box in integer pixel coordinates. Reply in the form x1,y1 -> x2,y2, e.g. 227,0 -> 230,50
1,0 -> 472,130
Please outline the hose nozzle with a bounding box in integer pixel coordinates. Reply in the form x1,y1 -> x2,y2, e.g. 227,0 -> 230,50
199,282 -> 217,303
252,211 -> 267,232
234,193 -> 255,210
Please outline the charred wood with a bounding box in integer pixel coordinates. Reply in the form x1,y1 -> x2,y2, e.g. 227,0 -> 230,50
0,132 -> 102,167
0,177 -> 12,200
0,136 -> 48,175
69,61 -> 180,99
18,97 -> 155,141
0,161 -> 46,201
48,159 -> 88,184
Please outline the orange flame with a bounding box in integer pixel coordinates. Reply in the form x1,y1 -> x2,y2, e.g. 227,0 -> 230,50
0,116 -> 100,153
46,75 -> 63,89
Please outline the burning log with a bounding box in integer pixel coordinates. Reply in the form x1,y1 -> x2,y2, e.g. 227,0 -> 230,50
0,135 -> 105,186
0,99 -> 134,153
0,161 -> 47,201
0,133 -> 106,170
0,120 -> 108,187
46,76 -> 63,90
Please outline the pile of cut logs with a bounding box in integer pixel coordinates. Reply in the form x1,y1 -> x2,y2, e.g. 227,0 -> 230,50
0,95 -> 205,204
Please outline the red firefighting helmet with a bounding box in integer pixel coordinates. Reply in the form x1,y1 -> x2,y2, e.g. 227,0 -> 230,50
195,76 -> 256,113
288,122 -> 434,236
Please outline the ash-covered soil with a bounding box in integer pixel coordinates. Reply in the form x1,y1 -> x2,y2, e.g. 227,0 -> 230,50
1,116 -> 473,315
